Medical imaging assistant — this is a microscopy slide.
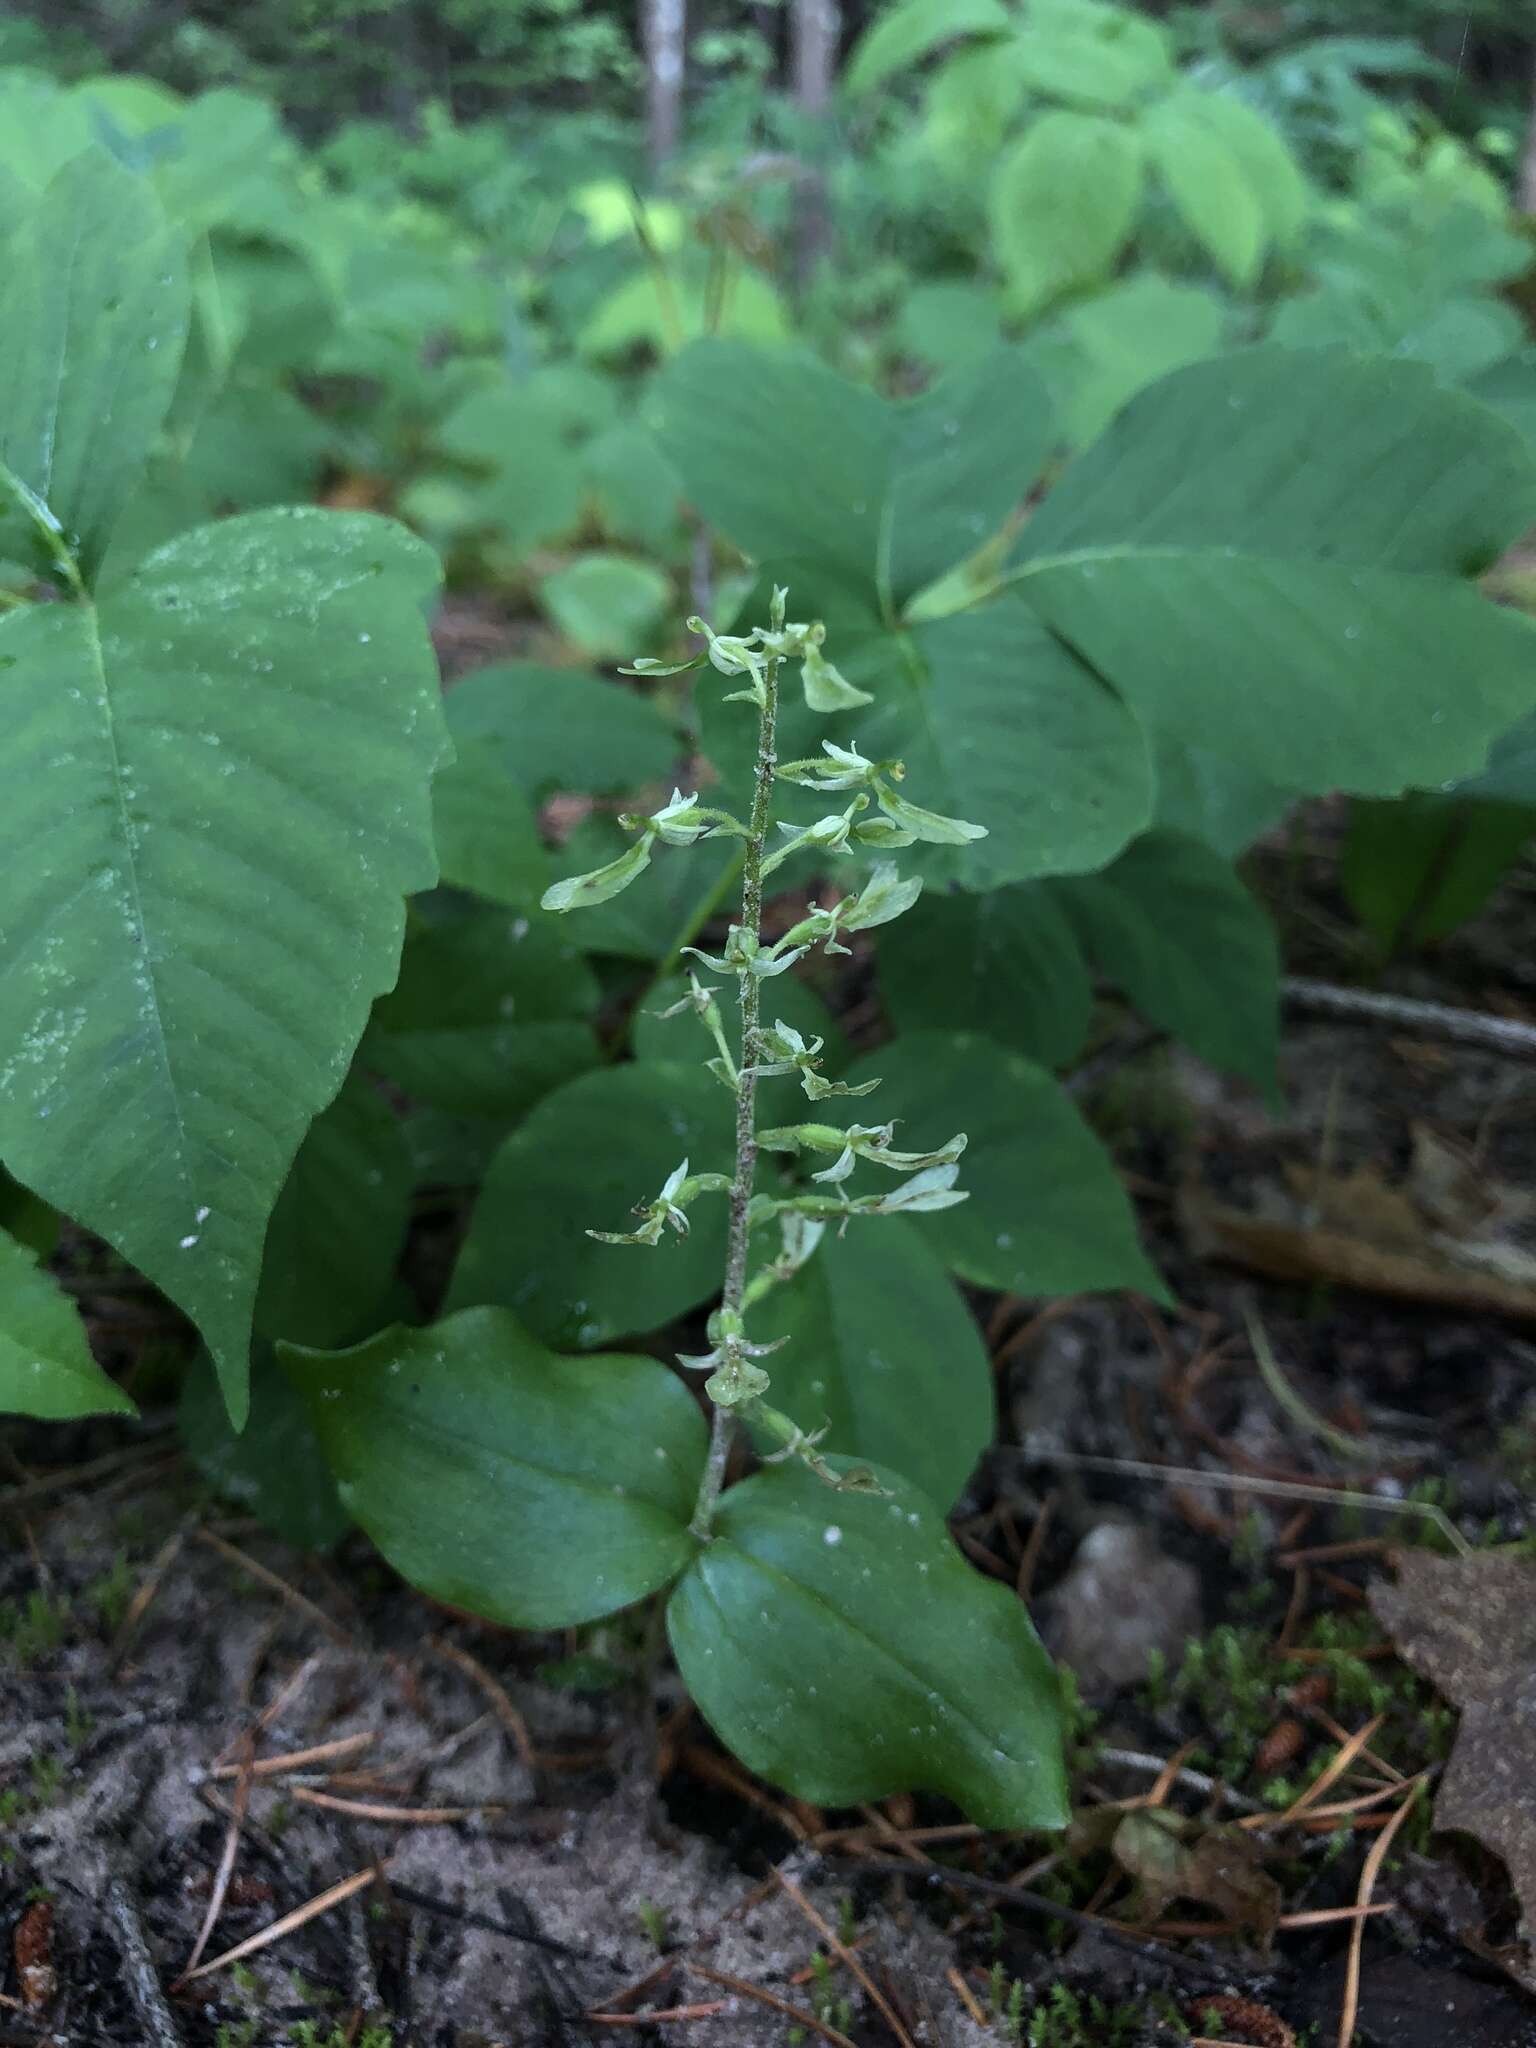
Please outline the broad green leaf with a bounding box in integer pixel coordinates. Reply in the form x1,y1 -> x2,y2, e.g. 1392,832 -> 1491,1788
655,343 -> 1052,613
1143,92 -> 1265,287
751,1220 -> 993,1507
443,661 -> 678,800
924,41 -> 1033,174
845,0 -> 1010,94
1035,275 -> 1229,448
2,150 -> 189,584
431,743 -> 551,909
667,1460 -> 1068,1828
880,832 -> 1278,1087
699,575 -> 1152,889
431,387 -> 585,554
896,282 -> 1007,373
254,1072 -> 413,1349
1008,350 -> 1536,799
580,261 -> 790,360
1151,735 -> 1294,856
0,1169 -> 59,1261
0,510 -> 447,1426
583,421 -> 684,551
0,1226 -> 135,1420
1058,831 -> 1279,1091
1342,795 -> 1536,954
853,599 -> 1155,886
177,382 -> 336,515
378,1020 -> 598,1132
886,351 -> 1056,606
1185,92 -> 1310,248
990,113 -> 1143,320
844,1032 -> 1162,1299
285,1307 -> 706,1628
1472,349 -> 1536,453
365,904 -> 598,1123
540,554 -> 671,661
655,346 -> 889,597
880,885 -> 1093,1068
1011,2 -> 1172,107
180,1346 -> 350,1550
448,1062 -> 731,1346
1464,709 -> 1536,807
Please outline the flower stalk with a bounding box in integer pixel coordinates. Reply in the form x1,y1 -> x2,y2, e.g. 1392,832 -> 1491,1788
692,641 -> 781,1534
540,588 -> 985,1540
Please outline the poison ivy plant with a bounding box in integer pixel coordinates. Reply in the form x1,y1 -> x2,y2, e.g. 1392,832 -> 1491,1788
181,1346 -> 350,1550
0,150 -> 449,1425
848,0 -> 1312,312
0,1228 -> 135,1421
881,828 -> 1279,1086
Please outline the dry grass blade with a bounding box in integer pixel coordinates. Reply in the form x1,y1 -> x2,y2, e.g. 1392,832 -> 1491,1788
110,1520 -> 188,1666
290,1787 -> 491,1824
947,1966 -> 988,2027
775,1871 -> 916,2048
196,1528 -> 352,1643
1040,1455 -> 1472,1555
1278,1903 -> 1397,1929
178,1735 -> 254,1982
429,1634 -> 537,1772
210,1731 -> 376,1781
1337,1779 -> 1423,2048
591,2002 -> 729,2025
690,1962 -> 858,2048
179,1861 -> 388,1984
678,1743 -> 812,1840
1241,1715 -> 1386,1830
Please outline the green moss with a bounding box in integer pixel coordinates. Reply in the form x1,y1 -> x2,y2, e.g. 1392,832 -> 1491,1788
0,1589 -> 70,1664
1160,1607 -> 1452,1785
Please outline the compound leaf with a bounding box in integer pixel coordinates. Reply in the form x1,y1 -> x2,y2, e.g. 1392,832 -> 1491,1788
1,149 -> 189,584
990,112 -> 1143,318
1009,349 -> 1536,797
0,1225 -> 135,1420
0,509 -> 447,1425
254,1071 -> 414,1350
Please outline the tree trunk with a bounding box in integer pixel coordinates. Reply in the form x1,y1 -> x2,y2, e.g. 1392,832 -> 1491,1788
642,0 -> 687,175
790,0 -> 840,288
792,0 -> 839,115
1521,43 -> 1536,216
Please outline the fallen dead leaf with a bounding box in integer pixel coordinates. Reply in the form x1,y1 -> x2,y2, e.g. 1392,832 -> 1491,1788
1369,1549 -> 1536,1991
14,1898 -> 55,2010
1110,1808 -> 1284,1939
1183,1126 -> 1536,1324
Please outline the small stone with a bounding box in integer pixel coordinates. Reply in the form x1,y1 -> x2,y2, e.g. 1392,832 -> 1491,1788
1044,1522 -> 1203,1694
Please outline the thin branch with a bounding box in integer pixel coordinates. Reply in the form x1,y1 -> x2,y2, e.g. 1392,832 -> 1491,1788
1283,976 -> 1536,1061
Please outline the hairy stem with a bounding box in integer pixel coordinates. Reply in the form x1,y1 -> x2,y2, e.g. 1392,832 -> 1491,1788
690,655 -> 780,1538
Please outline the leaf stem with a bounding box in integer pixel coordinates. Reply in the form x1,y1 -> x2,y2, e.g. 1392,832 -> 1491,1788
690,653 -> 780,1539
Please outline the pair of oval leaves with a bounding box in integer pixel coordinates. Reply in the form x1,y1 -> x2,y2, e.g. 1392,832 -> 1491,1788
283,1307 -> 1067,1831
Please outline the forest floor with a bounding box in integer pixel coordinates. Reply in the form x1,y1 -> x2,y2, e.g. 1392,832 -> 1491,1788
4,695 -> 1536,2047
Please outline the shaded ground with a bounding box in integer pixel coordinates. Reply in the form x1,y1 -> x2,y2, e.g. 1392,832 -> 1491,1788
4,815 -> 1536,2048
